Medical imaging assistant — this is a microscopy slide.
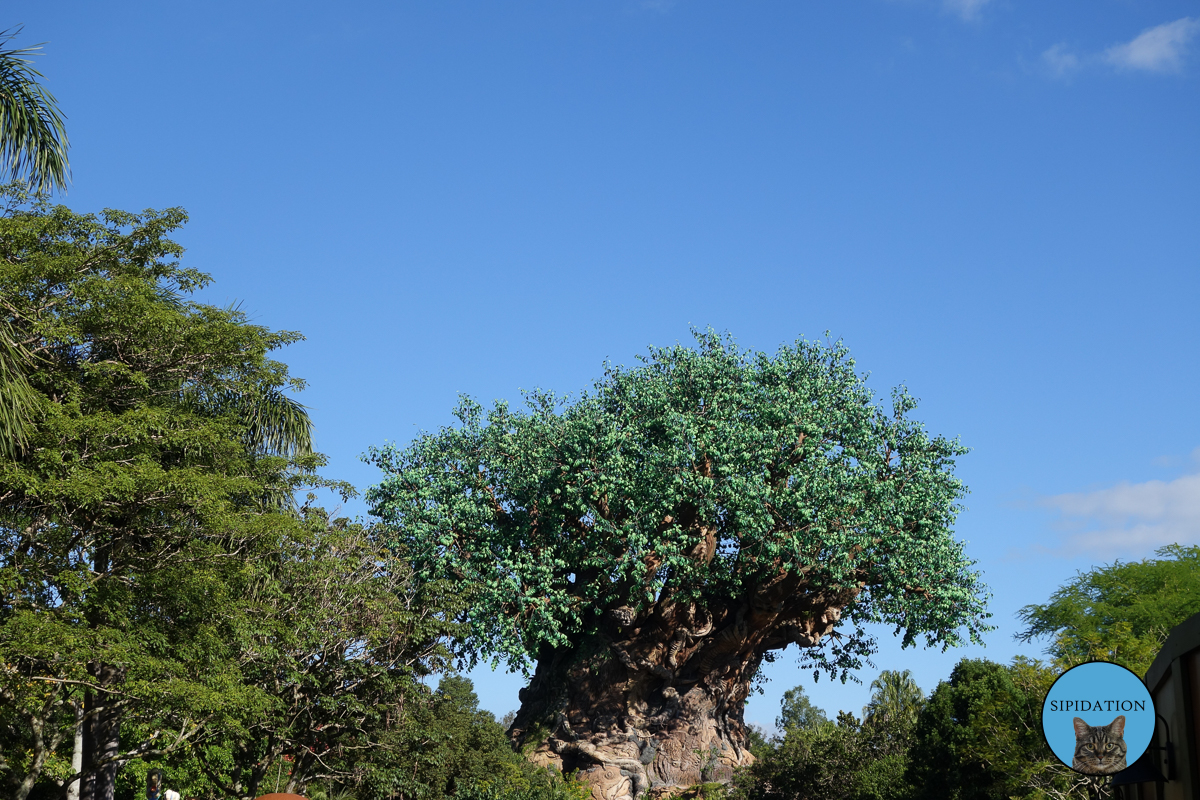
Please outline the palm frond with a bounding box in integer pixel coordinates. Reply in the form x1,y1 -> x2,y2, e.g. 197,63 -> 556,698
184,386 -> 314,458
237,387 -> 314,457
0,317 -> 37,458
0,27 -> 70,193
179,385 -> 314,512
863,669 -> 925,727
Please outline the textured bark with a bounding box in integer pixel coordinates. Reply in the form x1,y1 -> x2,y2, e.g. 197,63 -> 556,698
510,589 -> 856,800
79,666 -> 122,800
68,700 -> 83,800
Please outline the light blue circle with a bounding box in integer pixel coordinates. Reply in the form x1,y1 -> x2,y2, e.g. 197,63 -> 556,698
1042,661 -> 1154,772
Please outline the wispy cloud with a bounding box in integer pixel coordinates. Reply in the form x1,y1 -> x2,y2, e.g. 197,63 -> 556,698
943,0 -> 991,22
1041,43 -> 1081,79
1040,470 -> 1200,556
1104,17 -> 1200,73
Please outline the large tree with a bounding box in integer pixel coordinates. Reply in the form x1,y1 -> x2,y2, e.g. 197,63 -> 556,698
906,658 -> 1096,800
862,669 -> 924,729
731,710 -> 913,800
1016,543 -> 1200,676
0,188 -> 338,800
365,332 -> 990,800
776,685 -> 828,734
183,511 -> 466,799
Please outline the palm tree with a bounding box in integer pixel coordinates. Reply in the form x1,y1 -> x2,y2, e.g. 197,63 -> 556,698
0,317 -> 37,458
0,27 -> 70,192
0,27 -> 70,456
863,669 -> 925,728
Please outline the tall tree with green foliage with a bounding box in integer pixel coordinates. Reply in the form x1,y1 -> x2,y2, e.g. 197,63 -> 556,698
368,674 -> 591,800
906,659 -> 1013,800
1016,544 -> 1200,676
776,685 -> 829,733
905,658 -> 1094,800
181,511 -> 467,799
0,187 -> 340,800
863,670 -> 924,728
365,331 -> 990,800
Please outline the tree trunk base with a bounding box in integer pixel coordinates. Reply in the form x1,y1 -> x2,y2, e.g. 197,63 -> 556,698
520,681 -> 755,800
511,599 -> 847,800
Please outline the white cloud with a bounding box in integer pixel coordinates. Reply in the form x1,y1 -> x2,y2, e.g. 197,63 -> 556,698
943,0 -> 991,22
1042,43 -> 1081,78
1104,17 -> 1200,73
1040,472 -> 1200,556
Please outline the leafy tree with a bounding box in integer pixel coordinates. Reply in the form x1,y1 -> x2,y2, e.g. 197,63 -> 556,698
862,669 -> 923,728
730,711 -> 911,800
906,659 -> 1011,800
0,188 -> 342,800
360,675 -> 589,800
1016,544 -> 1200,676
744,725 -> 771,761
119,670 -> 593,800
365,331 -> 989,799
105,519 -> 526,800
905,658 -> 1094,800
181,511 -> 466,799
776,685 -> 829,733
966,658 -> 1100,800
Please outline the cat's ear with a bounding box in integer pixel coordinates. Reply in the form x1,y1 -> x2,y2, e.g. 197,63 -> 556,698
1074,717 -> 1090,738
1109,715 -> 1126,736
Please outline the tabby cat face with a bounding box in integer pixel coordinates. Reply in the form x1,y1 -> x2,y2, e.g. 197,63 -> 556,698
1071,715 -> 1127,775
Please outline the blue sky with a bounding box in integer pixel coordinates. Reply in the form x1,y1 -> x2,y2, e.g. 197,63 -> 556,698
16,0 -> 1200,730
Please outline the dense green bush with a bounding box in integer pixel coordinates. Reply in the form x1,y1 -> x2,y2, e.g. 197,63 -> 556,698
730,711 -> 912,800
906,658 -> 1091,800
731,658 -> 1100,800
106,676 -> 589,800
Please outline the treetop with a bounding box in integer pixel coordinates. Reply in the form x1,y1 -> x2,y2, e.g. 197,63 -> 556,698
366,330 -> 990,675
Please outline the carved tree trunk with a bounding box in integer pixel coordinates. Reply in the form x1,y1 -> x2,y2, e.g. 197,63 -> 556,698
510,592 -> 853,800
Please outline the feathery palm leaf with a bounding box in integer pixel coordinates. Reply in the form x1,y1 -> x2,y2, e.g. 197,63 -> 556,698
238,387 -> 314,457
184,386 -> 314,457
181,385 -> 314,511
0,27 -> 69,193
863,669 -> 925,728
0,317 -> 37,458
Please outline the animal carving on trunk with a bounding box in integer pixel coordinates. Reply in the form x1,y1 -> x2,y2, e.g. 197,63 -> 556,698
367,332 -> 990,800
511,591 -> 859,795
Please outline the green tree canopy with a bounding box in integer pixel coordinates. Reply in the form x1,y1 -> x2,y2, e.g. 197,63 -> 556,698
862,669 -> 924,729
776,685 -> 829,733
905,658 -> 1092,800
906,659 -> 1015,800
1015,543 -> 1200,675
177,511 -> 464,799
365,331 -> 990,678
732,711 -> 911,800
0,188 -> 343,800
